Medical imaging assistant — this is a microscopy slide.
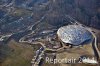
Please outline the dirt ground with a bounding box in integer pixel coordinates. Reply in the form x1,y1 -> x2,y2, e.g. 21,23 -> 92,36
43,28 -> 100,66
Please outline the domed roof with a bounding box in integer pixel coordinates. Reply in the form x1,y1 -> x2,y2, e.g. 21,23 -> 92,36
57,25 -> 93,45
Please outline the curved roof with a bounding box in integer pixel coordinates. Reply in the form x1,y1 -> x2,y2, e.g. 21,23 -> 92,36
57,25 -> 93,45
